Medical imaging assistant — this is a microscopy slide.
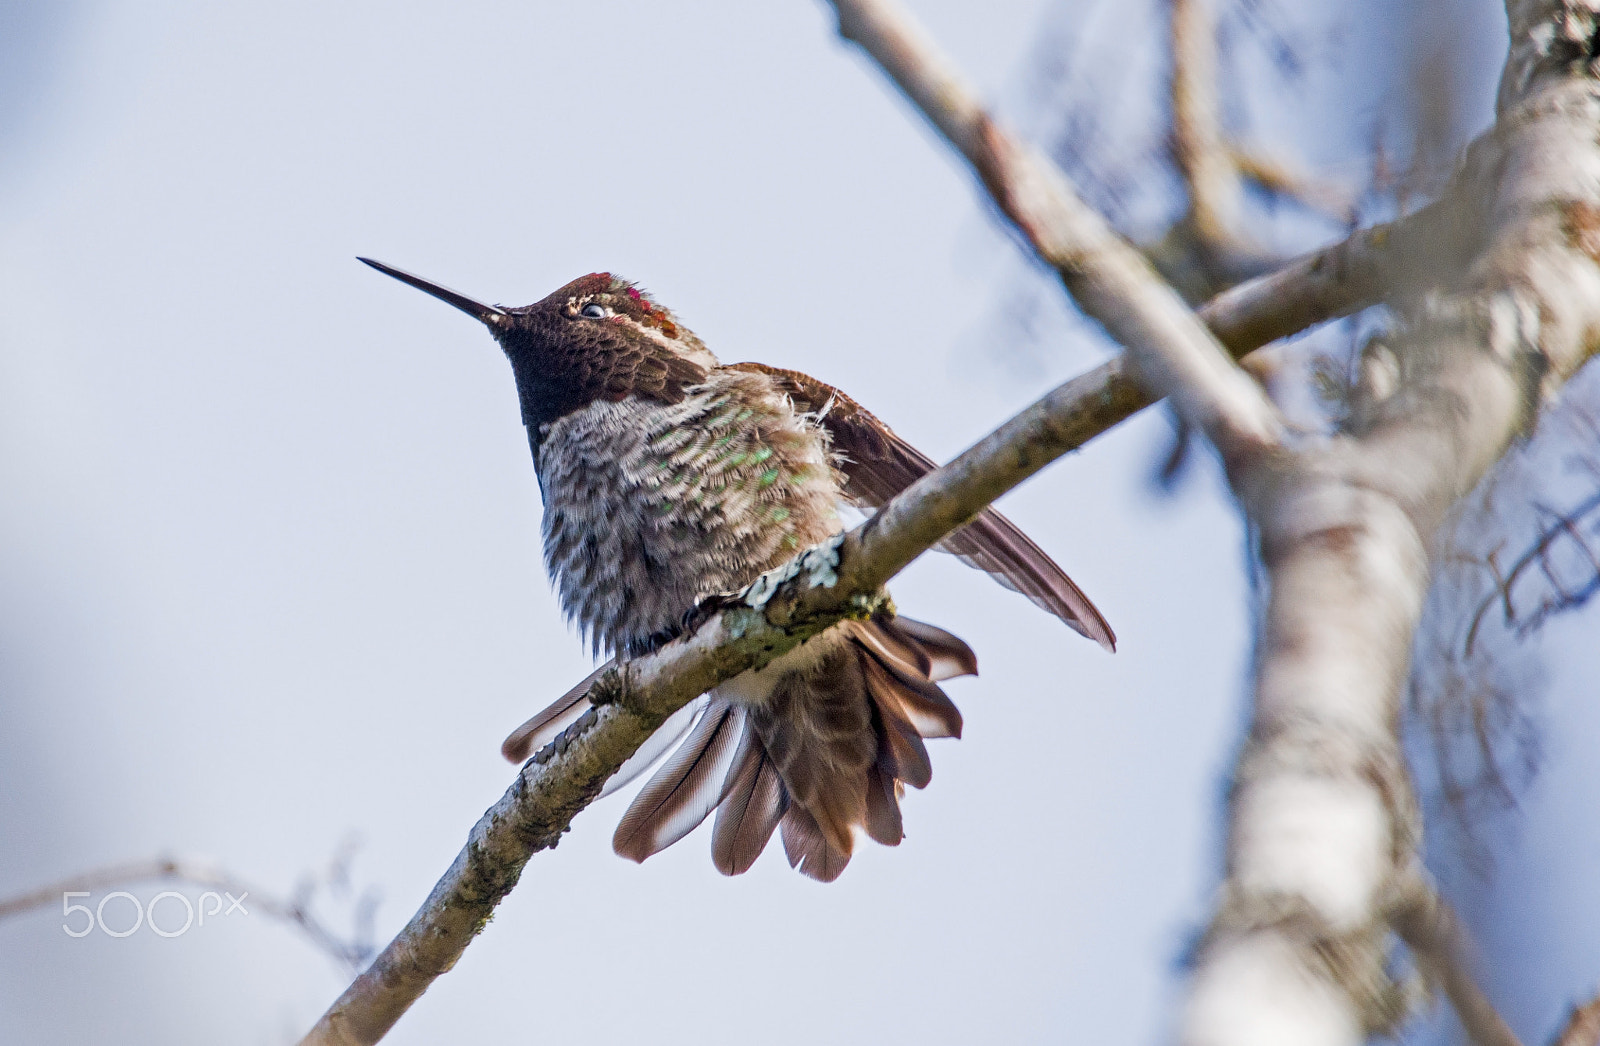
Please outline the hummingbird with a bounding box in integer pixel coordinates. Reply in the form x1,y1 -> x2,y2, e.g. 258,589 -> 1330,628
359,258 -> 1115,882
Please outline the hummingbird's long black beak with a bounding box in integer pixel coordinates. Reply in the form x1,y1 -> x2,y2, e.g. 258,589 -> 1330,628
357,257 -> 508,328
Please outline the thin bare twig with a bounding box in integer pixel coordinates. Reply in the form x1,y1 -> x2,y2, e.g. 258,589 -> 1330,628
1463,489 -> 1600,652
1158,0 -> 1359,299
1551,992 -> 1600,1046
1161,0 -> 1277,297
1230,147 -> 1359,225
1390,874 -> 1525,1046
1171,0 -> 1244,245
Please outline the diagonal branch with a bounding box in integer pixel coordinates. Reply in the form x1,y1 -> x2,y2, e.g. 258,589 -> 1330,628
1198,194 -> 1462,356
827,0 -> 1470,420
299,4 -> 1507,1042
296,357 -> 1159,1046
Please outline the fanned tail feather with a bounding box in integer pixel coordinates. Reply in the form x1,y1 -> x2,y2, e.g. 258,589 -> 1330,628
780,804 -> 851,883
854,627 -> 964,741
864,654 -> 935,789
863,765 -> 904,846
711,726 -> 789,876
881,616 -> 978,681
605,613 -> 974,883
613,701 -> 746,863
599,695 -> 709,800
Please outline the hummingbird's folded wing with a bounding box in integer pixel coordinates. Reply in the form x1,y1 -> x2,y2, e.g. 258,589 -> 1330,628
727,362 -> 1115,651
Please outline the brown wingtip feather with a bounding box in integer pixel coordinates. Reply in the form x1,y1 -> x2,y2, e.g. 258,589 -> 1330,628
946,510 -> 1118,652
501,736 -> 533,764
727,361 -> 1116,649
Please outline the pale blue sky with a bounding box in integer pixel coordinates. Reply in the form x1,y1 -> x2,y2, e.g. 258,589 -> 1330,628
4,3 -> 1576,1046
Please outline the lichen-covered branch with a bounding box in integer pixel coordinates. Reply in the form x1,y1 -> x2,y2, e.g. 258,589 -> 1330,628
298,581 -> 870,1046
295,355 -> 1162,1046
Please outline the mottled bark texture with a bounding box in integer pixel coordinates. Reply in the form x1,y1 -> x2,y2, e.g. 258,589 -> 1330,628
1180,1 -> 1600,1042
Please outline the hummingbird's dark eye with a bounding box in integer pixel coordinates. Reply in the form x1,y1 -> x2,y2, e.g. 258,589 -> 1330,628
579,303 -> 609,320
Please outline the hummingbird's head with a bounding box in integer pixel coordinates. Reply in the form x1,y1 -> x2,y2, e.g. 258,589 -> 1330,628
358,259 -> 715,435
505,270 -> 719,370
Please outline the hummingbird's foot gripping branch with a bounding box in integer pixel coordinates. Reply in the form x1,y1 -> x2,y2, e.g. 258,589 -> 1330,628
560,538 -> 888,738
